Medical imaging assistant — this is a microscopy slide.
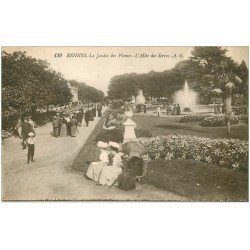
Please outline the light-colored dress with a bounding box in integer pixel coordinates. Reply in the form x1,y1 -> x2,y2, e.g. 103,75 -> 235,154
98,152 -> 123,186
60,123 -> 67,137
86,149 -> 109,181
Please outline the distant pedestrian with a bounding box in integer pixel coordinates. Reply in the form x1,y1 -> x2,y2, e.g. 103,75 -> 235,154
167,104 -> 173,115
85,109 -> 90,127
143,105 -> 147,113
76,109 -> 83,126
21,117 -> 33,149
173,104 -> 177,115
93,106 -> 97,118
52,115 -> 61,138
97,106 -> 102,117
28,116 -> 35,132
89,108 -> 94,121
177,104 -> 181,115
15,116 -> 23,138
27,132 -> 36,164
65,115 -> 71,135
70,116 -> 78,137
157,106 -> 161,117
60,116 -> 67,137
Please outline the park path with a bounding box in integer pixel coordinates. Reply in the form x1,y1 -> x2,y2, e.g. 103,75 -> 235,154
2,113 -> 186,201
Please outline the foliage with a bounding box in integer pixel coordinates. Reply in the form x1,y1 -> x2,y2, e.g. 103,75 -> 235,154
2,51 -> 73,118
109,99 -> 125,110
201,115 -> 239,127
107,47 -> 248,105
2,129 -> 13,140
95,128 -> 124,143
180,114 -> 240,127
72,80 -> 104,103
136,135 -> 248,171
95,127 -> 152,143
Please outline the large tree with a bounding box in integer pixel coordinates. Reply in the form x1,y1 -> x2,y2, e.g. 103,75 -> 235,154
2,51 -> 72,117
190,47 -> 248,133
72,80 -> 104,103
107,47 -> 248,109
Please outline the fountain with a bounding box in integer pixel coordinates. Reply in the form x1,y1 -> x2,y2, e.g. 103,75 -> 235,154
174,80 -> 197,111
135,89 -> 146,105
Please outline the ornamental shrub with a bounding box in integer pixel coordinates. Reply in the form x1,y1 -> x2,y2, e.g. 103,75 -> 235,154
201,115 -> 239,127
136,135 -> 248,171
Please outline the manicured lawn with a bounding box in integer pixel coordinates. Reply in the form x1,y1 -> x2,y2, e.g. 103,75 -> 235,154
133,115 -> 248,140
142,159 -> 248,201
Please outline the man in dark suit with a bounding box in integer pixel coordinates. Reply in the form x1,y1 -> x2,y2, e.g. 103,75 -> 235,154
84,109 -> 90,127
52,115 -> 61,138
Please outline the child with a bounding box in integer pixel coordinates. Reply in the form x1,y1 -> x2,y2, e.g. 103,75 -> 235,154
110,156 -> 144,191
27,132 -> 36,164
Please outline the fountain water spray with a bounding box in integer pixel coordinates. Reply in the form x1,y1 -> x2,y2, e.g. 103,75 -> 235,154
174,80 -> 197,111
135,89 -> 145,105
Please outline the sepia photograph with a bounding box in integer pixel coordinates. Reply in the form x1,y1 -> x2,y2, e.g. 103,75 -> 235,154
1,46 -> 249,201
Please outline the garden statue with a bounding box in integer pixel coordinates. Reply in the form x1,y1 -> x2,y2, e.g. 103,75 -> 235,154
123,109 -> 137,142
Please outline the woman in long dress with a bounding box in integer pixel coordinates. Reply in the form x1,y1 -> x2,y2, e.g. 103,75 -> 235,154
70,116 -> 78,137
60,117 -> 67,137
98,142 -> 123,186
86,141 -> 110,181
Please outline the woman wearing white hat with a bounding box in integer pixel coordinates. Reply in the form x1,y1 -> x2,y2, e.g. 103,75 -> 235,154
86,141 -> 110,181
98,141 -> 124,186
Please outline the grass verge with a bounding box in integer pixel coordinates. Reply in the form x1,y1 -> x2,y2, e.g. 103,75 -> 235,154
142,159 -> 248,201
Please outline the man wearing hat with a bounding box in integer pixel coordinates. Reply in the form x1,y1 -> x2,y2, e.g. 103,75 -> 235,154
52,115 -> 61,138
27,132 -> 36,164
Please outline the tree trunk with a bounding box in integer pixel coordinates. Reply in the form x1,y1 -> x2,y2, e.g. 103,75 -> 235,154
225,94 -> 232,134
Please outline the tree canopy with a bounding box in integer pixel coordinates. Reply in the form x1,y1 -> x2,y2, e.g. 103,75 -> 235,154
69,80 -> 105,103
107,47 -> 248,104
2,51 -> 72,117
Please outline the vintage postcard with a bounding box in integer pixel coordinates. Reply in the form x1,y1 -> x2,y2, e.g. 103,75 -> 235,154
1,46 -> 249,201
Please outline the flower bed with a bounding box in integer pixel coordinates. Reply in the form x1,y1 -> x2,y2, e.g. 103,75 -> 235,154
180,115 -> 210,123
136,135 -> 248,171
201,115 -> 239,127
237,114 -> 248,123
180,114 -> 239,127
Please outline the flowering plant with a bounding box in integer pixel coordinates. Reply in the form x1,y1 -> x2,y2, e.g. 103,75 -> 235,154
201,115 -> 239,127
180,114 -> 240,127
135,135 -> 248,171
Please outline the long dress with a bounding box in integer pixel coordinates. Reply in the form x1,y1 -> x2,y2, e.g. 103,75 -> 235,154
98,108 -> 102,117
60,122 -> 67,137
89,110 -> 94,121
86,149 -> 109,181
98,152 -> 123,186
70,119 -> 77,137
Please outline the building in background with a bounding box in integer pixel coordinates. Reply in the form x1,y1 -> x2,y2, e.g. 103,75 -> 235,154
68,81 -> 78,102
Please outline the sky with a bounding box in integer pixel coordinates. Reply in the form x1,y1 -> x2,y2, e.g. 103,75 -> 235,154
3,46 -> 248,94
